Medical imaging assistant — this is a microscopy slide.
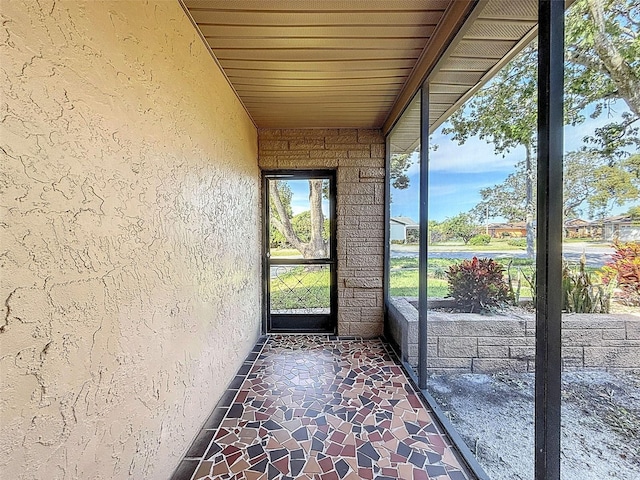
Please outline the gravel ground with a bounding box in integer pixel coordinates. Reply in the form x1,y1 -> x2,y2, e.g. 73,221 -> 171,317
428,371 -> 640,480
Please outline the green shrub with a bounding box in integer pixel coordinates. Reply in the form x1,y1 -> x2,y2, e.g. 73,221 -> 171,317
270,226 -> 288,248
446,257 -> 513,313
563,256 -> 611,313
506,261 -> 523,304
469,234 -> 491,246
431,265 -> 447,280
521,268 -> 537,304
601,241 -> 640,306
507,238 -> 527,248
406,228 -> 419,244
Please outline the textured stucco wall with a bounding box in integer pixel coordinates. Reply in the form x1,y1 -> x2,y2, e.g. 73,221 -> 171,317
258,129 -> 385,337
1,1 -> 260,479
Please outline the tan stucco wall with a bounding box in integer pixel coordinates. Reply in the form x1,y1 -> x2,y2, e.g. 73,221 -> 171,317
259,129 -> 385,337
1,1 -> 260,478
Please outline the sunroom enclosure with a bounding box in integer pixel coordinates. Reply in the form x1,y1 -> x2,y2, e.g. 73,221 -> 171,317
2,1 -> 581,479
384,2 -> 565,476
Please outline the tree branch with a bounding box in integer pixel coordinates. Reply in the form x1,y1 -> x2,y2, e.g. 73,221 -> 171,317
566,49 -> 609,75
587,0 -> 640,117
270,181 -> 306,253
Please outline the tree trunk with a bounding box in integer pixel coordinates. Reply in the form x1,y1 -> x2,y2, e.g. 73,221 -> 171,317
525,144 -> 535,259
303,179 -> 328,258
270,179 -> 328,259
270,181 -> 306,254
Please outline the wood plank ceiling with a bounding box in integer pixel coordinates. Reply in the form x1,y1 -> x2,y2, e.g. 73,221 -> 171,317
181,0 -> 538,135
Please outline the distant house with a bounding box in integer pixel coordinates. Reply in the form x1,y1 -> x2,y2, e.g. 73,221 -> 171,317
564,218 -> 597,238
487,222 -> 527,238
602,214 -> 640,242
390,217 -> 419,243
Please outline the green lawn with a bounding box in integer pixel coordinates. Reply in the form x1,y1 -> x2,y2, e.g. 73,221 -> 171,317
389,269 -> 449,297
390,257 -> 454,298
270,264 -> 451,303
562,237 -> 609,244
270,255 -> 602,305
390,256 -> 539,299
426,238 -> 527,251
270,266 -> 329,309
270,248 -> 303,257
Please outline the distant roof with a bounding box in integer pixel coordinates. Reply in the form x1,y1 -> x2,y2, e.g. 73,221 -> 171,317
487,222 -> 526,229
602,214 -> 634,223
565,218 -> 589,226
391,217 -> 418,226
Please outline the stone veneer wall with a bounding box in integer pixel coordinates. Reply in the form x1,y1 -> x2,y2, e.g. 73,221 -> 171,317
1,2 -> 261,479
258,129 -> 385,337
389,298 -> 640,373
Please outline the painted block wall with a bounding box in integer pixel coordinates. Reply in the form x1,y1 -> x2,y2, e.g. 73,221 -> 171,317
258,129 -> 385,337
0,1 -> 261,478
389,298 -> 640,373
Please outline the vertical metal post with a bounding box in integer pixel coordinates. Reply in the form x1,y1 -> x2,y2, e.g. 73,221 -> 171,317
418,84 -> 429,390
329,170 -> 338,335
536,1 -> 564,479
262,174 -> 270,334
384,135 -> 392,338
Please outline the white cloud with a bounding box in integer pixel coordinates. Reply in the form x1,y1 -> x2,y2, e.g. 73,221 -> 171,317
290,199 -> 330,216
427,183 -> 461,196
290,202 -> 308,215
428,133 -> 522,174
425,99 -> 634,174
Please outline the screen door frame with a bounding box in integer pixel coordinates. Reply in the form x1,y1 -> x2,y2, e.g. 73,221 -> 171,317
262,170 -> 337,334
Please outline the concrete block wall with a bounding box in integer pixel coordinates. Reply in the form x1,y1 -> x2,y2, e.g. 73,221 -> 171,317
258,129 -> 385,337
388,298 -> 640,373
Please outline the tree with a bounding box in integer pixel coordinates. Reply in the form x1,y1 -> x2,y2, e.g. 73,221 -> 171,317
443,0 -> 639,256
290,210 -> 330,243
428,220 -> 445,244
269,181 -> 292,248
270,179 -> 328,258
627,205 -> 640,220
442,44 -> 555,257
565,0 -> 640,119
441,213 -> 479,244
471,151 -> 639,221
566,0 -> 640,162
390,153 -> 413,189
270,151 -> 417,258
588,153 -> 640,215
470,165 -> 530,223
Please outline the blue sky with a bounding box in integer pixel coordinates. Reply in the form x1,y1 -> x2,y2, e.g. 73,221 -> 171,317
392,100 -> 638,223
285,180 -> 330,216
281,101 -> 636,222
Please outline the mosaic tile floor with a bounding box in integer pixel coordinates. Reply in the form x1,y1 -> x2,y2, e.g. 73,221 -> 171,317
172,336 -> 471,480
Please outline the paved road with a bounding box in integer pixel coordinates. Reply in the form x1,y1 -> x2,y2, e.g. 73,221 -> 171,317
391,243 -> 614,268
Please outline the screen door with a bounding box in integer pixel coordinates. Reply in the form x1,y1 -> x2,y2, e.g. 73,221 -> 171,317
263,171 -> 337,333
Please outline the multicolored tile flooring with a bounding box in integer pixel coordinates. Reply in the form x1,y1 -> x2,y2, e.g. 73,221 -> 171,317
172,336 -> 472,480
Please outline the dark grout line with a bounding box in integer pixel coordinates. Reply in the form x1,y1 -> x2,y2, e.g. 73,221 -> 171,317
184,429 -> 215,458
244,350 -> 259,362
